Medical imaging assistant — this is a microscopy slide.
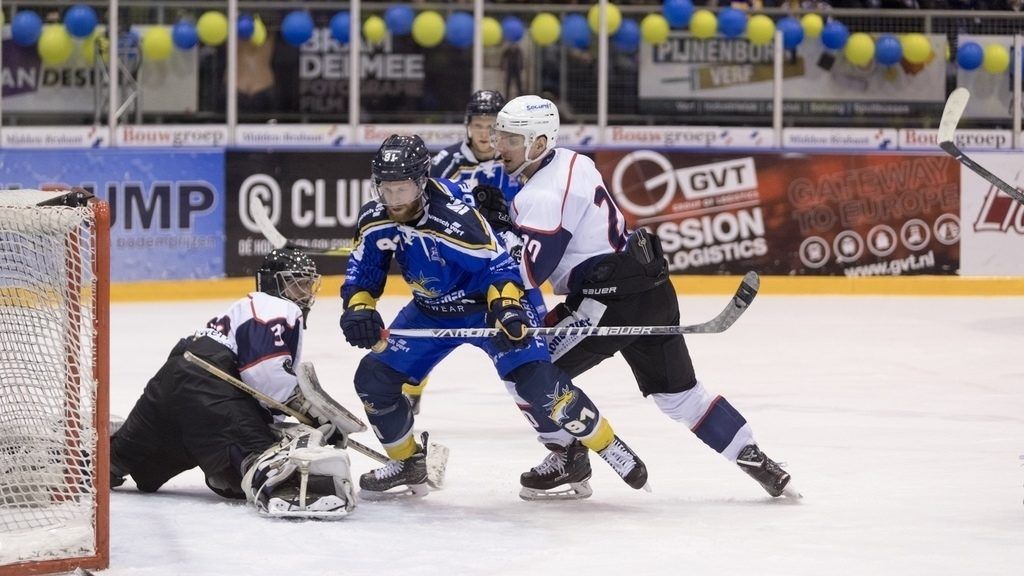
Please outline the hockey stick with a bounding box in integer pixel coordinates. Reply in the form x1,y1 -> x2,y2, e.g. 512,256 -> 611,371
382,271 -> 759,340
938,87 -> 1024,206
249,195 -> 355,256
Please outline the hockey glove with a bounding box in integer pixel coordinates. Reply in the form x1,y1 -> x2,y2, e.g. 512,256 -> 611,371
341,291 -> 385,350
472,185 -> 514,234
486,281 -> 530,351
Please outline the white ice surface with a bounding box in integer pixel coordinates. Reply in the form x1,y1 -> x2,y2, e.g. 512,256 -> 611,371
96,294 -> 1022,576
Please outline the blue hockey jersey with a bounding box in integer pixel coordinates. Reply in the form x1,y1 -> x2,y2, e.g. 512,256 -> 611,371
430,141 -> 520,203
342,179 -> 522,315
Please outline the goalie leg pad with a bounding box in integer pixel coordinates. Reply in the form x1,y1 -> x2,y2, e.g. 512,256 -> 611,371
241,426 -> 356,519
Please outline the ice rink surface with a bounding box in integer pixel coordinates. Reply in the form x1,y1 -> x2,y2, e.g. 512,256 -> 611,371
102,291 -> 1023,576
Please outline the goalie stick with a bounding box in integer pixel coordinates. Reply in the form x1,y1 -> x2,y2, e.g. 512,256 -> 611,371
381,271 -> 760,341
938,87 -> 1024,206
249,195 -> 354,256
182,351 -> 448,488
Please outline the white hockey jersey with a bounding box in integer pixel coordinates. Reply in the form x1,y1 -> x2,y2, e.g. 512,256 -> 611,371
510,149 -> 628,294
201,291 -> 305,406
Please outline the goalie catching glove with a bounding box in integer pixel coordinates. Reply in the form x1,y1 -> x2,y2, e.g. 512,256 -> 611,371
486,281 -> 530,351
241,423 -> 356,519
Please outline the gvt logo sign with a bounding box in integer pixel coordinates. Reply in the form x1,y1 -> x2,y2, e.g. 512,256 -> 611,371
610,151 -> 758,217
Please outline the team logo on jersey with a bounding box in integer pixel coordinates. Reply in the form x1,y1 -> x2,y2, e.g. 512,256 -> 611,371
544,381 -> 578,425
406,271 -> 441,298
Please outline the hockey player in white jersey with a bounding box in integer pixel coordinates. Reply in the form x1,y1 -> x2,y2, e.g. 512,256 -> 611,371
489,95 -> 797,499
110,248 -> 358,518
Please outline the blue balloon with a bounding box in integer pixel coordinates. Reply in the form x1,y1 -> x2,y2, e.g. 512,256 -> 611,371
446,12 -> 474,49
875,34 -> 903,66
957,41 -> 983,71
384,5 -> 414,36
663,0 -> 694,28
612,18 -> 640,52
821,21 -> 849,51
502,16 -> 525,43
777,17 -> 804,50
562,14 -> 590,50
237,15 -> 255,41
12,11 -> 43,47
330,11 -> 351,44
718,8 -> 747,39
281,11 -> 315,47
172,20 -> 198,50
64,5 -> 98,39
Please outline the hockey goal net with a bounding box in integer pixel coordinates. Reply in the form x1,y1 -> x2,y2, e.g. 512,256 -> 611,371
0,190 -> 109,575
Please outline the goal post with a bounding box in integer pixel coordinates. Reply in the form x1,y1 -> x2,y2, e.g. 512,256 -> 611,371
0,189 -> 110,575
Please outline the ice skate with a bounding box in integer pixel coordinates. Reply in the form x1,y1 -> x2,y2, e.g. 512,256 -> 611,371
519,440 -> 593,500
597,436 -> 649,491
359,437 -> 430,500
736,444 -> 800,498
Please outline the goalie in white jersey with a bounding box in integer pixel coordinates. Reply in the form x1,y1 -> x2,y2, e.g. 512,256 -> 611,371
110,248 -> 359,518
489,95 -> 797,499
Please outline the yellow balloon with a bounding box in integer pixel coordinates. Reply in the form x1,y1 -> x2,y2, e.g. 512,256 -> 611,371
412,11 -> 445,48
251,16 -> 267,47
747,14 -> 775,46
983,43 -> 1010,74
801,13 -> 823,39
530,13 -> 560,47
364,15 -> 386,43
197,11 -> 228,47
588,3 -> 621,35
844,32 -> 875,66
81,28 -> 108,65
901,33 -> 931,65
640,14 -> 669,45
482,17 -> 502,47
142,26 -> 173,61
690,9 -> 717,40
38,25 -> 74,66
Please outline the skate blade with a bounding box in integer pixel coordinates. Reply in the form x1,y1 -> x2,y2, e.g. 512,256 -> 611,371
426,442 -> 450,489
519,481 -> 593,501
359,482 -> 430,501
781,481 -> 803,499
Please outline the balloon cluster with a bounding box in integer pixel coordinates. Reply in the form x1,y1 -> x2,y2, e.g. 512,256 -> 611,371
956,41 -> 1010,74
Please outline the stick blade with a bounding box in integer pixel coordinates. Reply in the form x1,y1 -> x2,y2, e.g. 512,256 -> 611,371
938,87 -> 970,145
248,195 -> 289,249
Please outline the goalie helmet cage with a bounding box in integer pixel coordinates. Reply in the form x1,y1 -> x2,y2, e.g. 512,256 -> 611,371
0,190 -> 110,575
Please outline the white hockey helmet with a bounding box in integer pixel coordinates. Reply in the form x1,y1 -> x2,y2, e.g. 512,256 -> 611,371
492,95 -> 559,176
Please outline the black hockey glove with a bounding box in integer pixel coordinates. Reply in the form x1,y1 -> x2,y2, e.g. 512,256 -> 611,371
486,281 -> 530,351
472,185 -> 514,234
341,292 -> 385,350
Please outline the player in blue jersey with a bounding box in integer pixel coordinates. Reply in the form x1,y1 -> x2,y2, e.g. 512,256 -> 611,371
111,249 -> 358,518
403,90 -> 521,415
340,134 -> 648,499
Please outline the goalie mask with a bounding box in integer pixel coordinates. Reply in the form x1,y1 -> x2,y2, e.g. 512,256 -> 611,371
257,248 -> 322,323
371,134 -> 431,222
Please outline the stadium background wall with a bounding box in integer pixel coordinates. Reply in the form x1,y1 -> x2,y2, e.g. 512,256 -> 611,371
1,147 -> 1021,300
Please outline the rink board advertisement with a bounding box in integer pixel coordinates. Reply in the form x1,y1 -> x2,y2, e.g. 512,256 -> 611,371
0,149 -> 224,281
639,33 -> 947,117
957,153 -> 1024,276
225,151 -> 375,277
594,151 -> 961,276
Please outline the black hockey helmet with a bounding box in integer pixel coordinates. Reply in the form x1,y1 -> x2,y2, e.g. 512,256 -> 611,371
465,90 -> 506,122
256,248 -> 322,321
371,134 -> 431,184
